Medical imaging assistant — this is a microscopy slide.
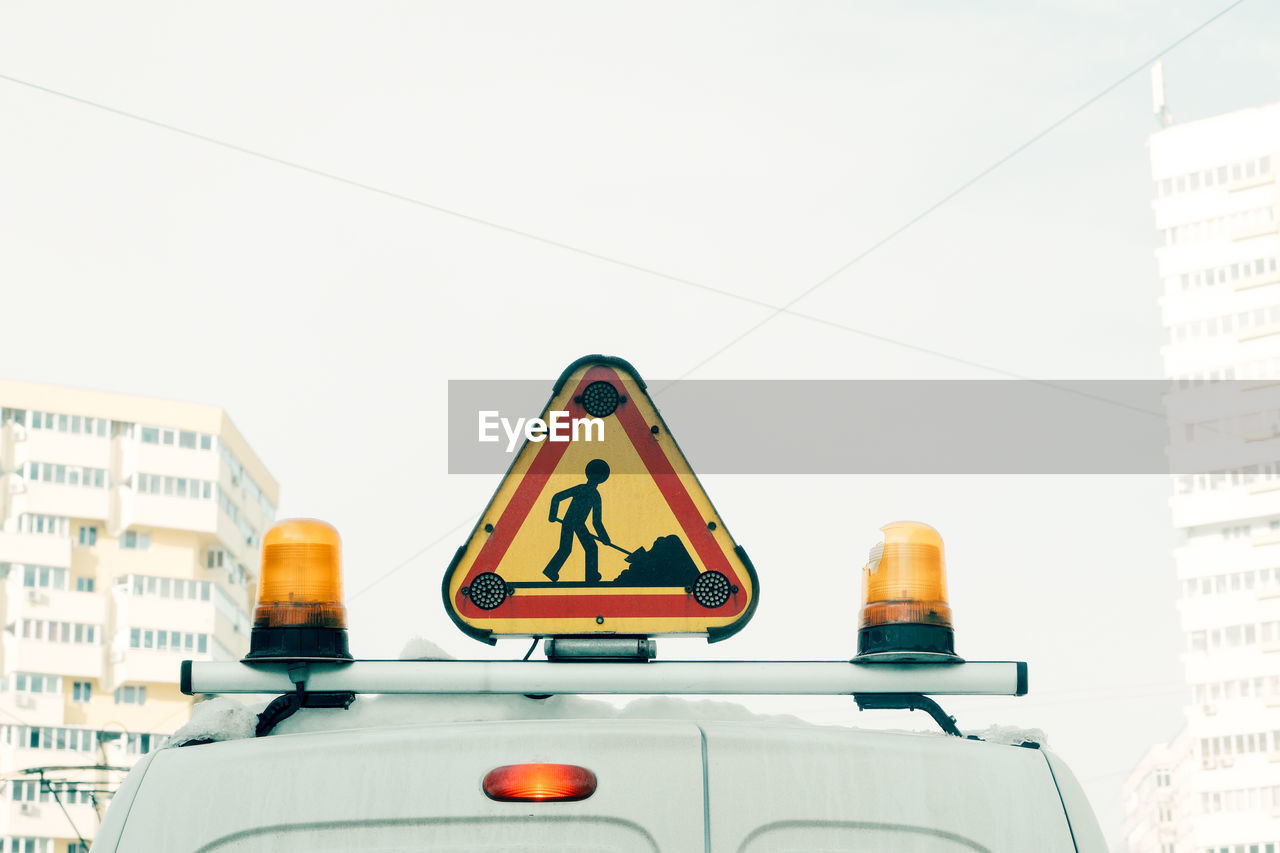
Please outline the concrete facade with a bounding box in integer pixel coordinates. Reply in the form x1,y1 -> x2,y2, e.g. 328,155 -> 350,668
0,380 -> 277,853
1125,102 -> 1280,853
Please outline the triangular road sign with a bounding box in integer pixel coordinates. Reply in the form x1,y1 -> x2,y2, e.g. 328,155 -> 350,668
443,355 -> 759,644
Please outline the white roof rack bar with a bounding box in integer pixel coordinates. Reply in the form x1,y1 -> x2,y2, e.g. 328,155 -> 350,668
182,660 -> 1027,697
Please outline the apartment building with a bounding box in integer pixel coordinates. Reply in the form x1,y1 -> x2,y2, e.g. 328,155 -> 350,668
0,380 -> 277,853
1124,99 -> 1280,853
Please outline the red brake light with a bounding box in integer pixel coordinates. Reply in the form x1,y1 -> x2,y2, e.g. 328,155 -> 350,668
482,763 -> 597,802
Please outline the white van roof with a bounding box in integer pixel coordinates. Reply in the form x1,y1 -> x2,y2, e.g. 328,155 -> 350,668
94,715 -> 1106,852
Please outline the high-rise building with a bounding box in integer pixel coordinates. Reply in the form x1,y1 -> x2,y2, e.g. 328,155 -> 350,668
0,380 -> 277,853
1124,99 -> 1280,853
1124,731 -> 1192,853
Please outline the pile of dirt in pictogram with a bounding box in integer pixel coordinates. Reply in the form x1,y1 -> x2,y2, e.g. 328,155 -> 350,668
610,535 -> 700,587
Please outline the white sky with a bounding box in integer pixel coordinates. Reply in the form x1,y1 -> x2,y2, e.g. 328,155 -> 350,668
3,1 -> 1278,846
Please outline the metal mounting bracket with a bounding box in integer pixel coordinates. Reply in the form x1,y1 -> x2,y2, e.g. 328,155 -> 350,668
544,637 -> 656,662
854,692 -> 962,737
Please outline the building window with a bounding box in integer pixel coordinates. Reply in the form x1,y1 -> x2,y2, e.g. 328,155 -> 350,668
7,674 -> 61,695
125,733 -> 153,755
77,526 -> 97,547
23,411 -> 107,438
136,472 -> 214,501
121,531 -> 150,551
72,682 -> 91,703
128,574 -> 211,602
10,726 -> 96,754
19,621 -> 99,645
26,462 -> 106,490
5,838 -> 54,853
129,629 -> 209,654
113,685 -> 146,706
74,577 -> 94,593
21,565 -> 67,591
17,515 -> 69,537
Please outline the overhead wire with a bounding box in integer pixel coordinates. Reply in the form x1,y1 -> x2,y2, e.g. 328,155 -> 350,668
348,515 -> 475,601
0,0 -> 1253,388
666,0 -> 1253,383
0,4 -> 1252,621
346,0 -> 1251,598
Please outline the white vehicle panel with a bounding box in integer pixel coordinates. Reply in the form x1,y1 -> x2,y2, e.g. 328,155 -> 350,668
96,717 -> 1099,852
701,722 -> 1081,853
105,719 -> 705,853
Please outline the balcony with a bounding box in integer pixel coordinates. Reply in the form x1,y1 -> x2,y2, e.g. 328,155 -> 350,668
1228,171 -> 1277,194
1253,529 -> 1280,548
130,494 -> 218,534
1233,272 -> 1280,293
1170,489 -> 1280,529
126,595 -> 216,634
115,648 -> 195,685
0,691 -> 63,721
1239,323 -> 1280,343
18,481 -> 110,521
133,443 -> 220,480
6,800 -> 84,838
0,531 -> 70,569
21,429 -> 112,469
4,638 -> 104,680
1232,221 -> 1279,243
15,587 -> 108,626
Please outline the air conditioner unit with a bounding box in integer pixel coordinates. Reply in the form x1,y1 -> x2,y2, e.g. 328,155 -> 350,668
1203,704 -> 1217,715
18,803 -> 39,817
7,479 -> 25,495
11,426 -> 26,442
24,591 -> 47,606
14,694 -> 34,709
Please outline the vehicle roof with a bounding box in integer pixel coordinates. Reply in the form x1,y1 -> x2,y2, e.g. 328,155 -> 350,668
96,715 -> 1104,853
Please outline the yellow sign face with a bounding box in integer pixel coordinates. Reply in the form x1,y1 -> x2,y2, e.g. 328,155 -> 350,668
443,356 -> 758,643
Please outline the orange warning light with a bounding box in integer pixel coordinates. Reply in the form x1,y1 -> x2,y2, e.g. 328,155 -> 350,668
483,764 -> 598,802
244,519 -> 352,662
856,521 -> 958,661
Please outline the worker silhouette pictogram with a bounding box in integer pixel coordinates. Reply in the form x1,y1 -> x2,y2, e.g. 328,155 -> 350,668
543,459 -> 611,583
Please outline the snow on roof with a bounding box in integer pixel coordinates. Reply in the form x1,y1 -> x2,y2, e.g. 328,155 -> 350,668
963,724 -> 1048,748
270,637 -> 809,737
167,637 -> 808,747
168,696 -> 258,747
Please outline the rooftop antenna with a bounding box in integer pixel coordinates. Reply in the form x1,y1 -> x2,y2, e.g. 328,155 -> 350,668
1152,60 -> 1173,128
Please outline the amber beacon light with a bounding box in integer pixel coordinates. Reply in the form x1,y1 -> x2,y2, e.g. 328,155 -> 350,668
856,521 -> 959,662
243,519 -> 353,662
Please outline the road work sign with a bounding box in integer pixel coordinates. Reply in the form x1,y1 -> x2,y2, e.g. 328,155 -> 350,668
443,355 -> 758,643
